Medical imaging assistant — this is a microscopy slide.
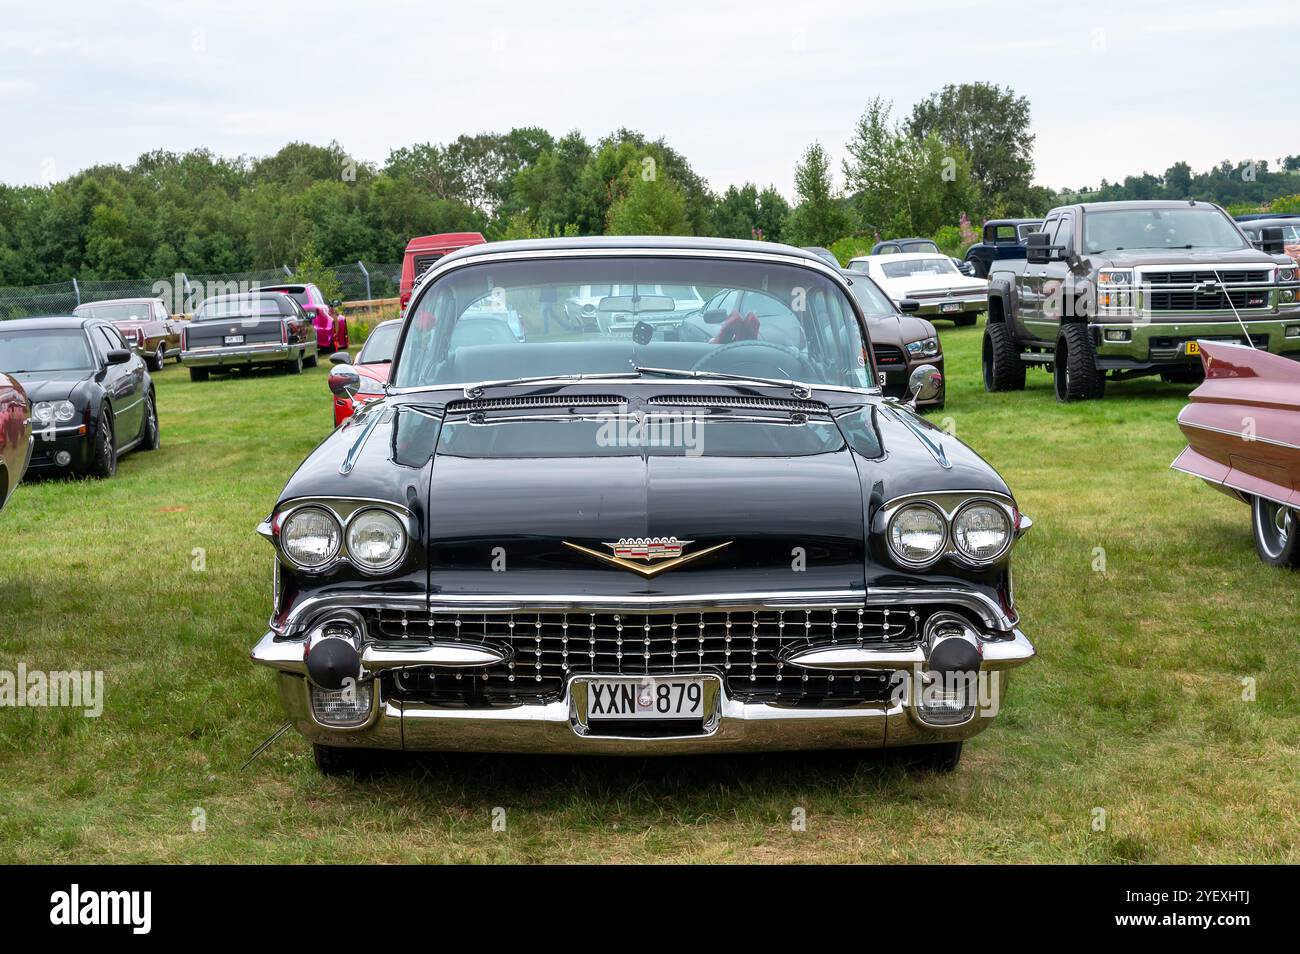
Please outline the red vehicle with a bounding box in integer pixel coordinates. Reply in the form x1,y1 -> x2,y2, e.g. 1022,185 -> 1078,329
73,297 -> 184,371
399,232 -> 485,311
262,283 -> 350,352
1172,340 -> 1300,567
327,319 -> 400,426
0,371 -> 32,512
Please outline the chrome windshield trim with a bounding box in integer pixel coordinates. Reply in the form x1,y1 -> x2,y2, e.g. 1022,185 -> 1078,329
391,378 -> 883,399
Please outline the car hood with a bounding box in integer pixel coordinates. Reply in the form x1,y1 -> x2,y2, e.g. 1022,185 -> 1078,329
422,419 -> 868,601
9,372 -> 91,401
866,312 -> 938,347
883,274 -> 988,296
1090,247 -> 1279,269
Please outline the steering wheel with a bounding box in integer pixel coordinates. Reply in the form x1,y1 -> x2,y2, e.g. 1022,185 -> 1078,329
691,340 -> 809,380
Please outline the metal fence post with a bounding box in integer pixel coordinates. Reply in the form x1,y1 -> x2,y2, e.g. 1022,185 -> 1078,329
282,265 -> 293,277
357,261 -> 370,301
71,278 -> 80,306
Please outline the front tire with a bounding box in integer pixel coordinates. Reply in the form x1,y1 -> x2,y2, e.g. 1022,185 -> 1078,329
1053,324 -> 1106,402
313,744 -> 373,777
982,322 -> 1026,391
892,741 -> 963,773
1251,496 -> 1300,568
87,410 -> 116,479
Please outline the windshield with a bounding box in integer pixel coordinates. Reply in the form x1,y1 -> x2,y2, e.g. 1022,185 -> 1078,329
358,322 -> 401,364
76,302 -> 154,321
194,297 -> 283,321
900,241 -> 939,253
845,273 -> 896,314
880,258 -> 958,279
1083,208 -> 1249,253
394,256 -> 871,390
1,328 -> 95,372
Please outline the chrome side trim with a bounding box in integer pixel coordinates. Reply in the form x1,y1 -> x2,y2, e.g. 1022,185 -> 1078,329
1175,414 -> 1300,453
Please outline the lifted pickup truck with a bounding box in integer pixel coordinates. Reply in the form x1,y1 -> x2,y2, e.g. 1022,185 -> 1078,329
982,200 -> 1300,401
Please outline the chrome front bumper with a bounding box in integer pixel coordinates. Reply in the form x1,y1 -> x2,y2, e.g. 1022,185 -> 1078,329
254,626 -> 1035,755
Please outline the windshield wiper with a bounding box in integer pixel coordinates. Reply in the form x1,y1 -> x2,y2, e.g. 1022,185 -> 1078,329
462,372 -> 632,399
633,366 -> 814,399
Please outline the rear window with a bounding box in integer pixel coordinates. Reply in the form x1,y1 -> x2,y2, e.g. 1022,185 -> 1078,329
264,286 -> 311,307
194,297 -> 285,321
880,258 -> 958,279
75,302 -> 155,321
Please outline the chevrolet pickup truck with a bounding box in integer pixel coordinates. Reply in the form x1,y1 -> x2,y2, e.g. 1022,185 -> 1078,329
981,200 -> 1300,401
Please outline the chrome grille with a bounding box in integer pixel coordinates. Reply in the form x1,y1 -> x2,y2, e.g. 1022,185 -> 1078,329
646,394 -> 828,414
1140,269 -> 1273,312
446,394 -> 626,414
371,607 -> 920,706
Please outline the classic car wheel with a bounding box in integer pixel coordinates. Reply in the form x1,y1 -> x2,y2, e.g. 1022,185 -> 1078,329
982,322 -> 1026,391
953,313 -> 978,327
141,392 -> 160,451
313,743 -> 373,777
189,367 -> 210,383
285,352 -> 304,375
87,410 -> 116,479
304,351 -> 318,368
891,741 -> 963,773
1053,324 -> 1105,402
149,343 -> 166,371
1251,496 -> 1300,568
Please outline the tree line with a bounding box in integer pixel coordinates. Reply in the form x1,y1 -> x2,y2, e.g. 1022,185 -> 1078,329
2,81 -> 1297,288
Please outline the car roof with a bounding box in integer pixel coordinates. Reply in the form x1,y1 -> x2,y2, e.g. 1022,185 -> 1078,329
875,237 -> 935,244
1066,200 -> 1223,212
984,218 -> 1042,227
406,232 -> 487,253
849,252 -> 949,263
1235,213 -> 1300,222
74,297 -> 162,307
440,235 -> 835,267
261,283 -> 309,292
0,315 -> 95,331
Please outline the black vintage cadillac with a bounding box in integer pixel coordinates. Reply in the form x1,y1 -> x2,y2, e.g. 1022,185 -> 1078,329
251,237 -> 1035,775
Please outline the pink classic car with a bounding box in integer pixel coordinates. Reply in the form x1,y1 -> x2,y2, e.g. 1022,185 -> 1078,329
1172,340 -> 1300,567
262,283 -> 350,353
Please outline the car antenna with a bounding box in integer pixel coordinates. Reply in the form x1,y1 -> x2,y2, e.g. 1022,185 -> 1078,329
1212,268 -> 1259,350
240,720 -> 294,770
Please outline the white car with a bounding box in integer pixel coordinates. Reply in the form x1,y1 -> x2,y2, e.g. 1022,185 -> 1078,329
565,283 -> 704,336
846,253 -> 988,326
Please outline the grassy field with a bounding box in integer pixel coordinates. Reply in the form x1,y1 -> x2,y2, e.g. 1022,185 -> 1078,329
1,320 -> 1297,864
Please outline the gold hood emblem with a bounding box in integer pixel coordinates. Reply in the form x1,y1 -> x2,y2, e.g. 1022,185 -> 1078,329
563,536 -> 731,578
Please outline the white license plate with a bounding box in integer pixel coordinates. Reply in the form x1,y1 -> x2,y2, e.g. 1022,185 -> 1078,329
586,677 -> 704,720
224,335 -> 245,345
940,302 -> 960,313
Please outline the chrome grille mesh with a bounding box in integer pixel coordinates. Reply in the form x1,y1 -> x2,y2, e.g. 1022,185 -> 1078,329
371,607 -> 919,706
446,394 -> 627,414
646,395 -> 828,414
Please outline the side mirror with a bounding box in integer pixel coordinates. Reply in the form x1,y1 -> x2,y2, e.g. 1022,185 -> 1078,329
1025,231 -> 1053,264
328,365 -> 362,399
907,364 -> 943,407
331,299 -> 343,309
106,349 -> 132,365
1259,226 -> 1285,256
702,308 -> 729,325
898,299 -> 920,313
328,351 -> 351,365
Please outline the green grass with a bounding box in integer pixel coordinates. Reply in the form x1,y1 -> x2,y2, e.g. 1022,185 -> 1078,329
1,324 -> 1297,863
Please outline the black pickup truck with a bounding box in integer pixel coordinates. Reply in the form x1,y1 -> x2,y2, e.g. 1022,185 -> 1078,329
981,200 -> 1300,401
181,293 -> 318,382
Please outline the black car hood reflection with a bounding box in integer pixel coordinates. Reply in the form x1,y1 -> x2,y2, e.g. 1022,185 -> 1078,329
10,372 -> 91,402
424,414 -> 869,600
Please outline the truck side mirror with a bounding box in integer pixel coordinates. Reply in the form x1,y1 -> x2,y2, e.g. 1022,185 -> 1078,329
1259,226 -> 1285,256
898,299 -> 921,313
1025,232 -> 1052,264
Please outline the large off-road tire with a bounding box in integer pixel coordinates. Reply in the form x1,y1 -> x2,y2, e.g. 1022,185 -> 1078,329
189,367 -> 210,383
313,743 -> 374,777
982,321 -> 1026,392
87,410 -> 116,479
140,390 -> 160,451
1053,323 -> 1106,402
1251,496 -> 1300,569
953,313 -> 979,327
892,741 -> 963,773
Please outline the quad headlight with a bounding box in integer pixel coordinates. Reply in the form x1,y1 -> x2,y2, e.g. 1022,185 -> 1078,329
346,508 -> 407,571
952,501 -> 1013,562
32,400 -> 76,425
887,504 -> 948,566
280,507 -> 342,569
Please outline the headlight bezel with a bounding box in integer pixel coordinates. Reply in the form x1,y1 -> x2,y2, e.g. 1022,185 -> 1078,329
951,500 -> 1014,563
279,505 -> 343,570
274,498 -> 411,575
879,492 -> 1022,570
904,336 -> 941,358
32,400 -> 77,425
345,507 -> 408,572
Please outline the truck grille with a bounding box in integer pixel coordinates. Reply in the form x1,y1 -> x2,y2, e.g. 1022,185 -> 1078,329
1141,269 -> 1272,312
872,344 -> 906,368
371,606 -> 921,707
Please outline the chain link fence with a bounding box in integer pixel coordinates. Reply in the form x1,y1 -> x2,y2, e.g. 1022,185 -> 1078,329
0,262 -> 402,319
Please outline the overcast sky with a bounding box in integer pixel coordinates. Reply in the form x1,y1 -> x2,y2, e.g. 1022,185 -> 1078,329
2,0 -> 1297,198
